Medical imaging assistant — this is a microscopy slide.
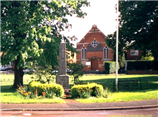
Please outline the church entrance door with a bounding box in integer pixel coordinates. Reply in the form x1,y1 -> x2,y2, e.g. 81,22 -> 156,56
91,59 -> 98,70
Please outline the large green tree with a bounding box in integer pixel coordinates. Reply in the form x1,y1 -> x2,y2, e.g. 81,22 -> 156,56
1,0 -> 90,88
106,1 -> 158,61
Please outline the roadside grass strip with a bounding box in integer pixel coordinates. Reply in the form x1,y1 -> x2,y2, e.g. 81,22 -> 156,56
76,90 -> 158,103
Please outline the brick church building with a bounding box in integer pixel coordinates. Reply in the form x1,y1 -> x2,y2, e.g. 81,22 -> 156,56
76,25 -> 114,73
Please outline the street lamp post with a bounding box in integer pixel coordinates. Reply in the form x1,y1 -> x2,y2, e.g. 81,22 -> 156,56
116,0 -> 119,92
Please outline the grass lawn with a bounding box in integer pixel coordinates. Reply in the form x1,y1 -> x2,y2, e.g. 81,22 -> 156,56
78,74 -> 158,91
76,74 -> 158,103
76,90 -> 158,103
0,74 -> 158,103
0,74 -> 65,103
1,91 -> 65,103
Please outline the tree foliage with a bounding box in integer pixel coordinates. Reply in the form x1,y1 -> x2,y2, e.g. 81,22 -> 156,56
67,62 -> 84,84
1,0 -> 90,88
106,1 -> 158,61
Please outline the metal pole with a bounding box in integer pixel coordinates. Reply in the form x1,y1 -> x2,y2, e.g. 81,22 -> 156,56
116,0 -> 119,92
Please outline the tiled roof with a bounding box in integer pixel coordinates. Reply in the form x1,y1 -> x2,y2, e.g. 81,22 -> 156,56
79,25 -> 106,43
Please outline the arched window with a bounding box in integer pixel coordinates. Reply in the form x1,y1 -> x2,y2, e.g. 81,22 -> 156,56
103,46 -> 109,60
81,47 -> 86,60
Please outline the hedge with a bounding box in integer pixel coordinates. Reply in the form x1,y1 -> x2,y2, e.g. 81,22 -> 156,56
71,83 -> 104,98
127,61 -> 158,70
105,61 -> 119,74
28,81 -> 64,98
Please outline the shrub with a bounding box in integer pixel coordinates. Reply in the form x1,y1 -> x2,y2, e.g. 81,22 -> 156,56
105,61 -> 119,74
30,65 -> 56,84
103,87 -> 112,98
17,85 -> 31,97
71,83 -> 104,98
67,62 -> 84,84
28,81 -> 64,98
127,61 -> 158,70
141,56 -> 154,61
140,52 -> 154,61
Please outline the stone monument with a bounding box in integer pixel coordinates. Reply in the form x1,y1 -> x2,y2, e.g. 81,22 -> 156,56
56,41 -> 69,89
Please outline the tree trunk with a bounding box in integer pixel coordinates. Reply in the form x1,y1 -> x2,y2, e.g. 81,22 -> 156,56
12,56 -> 24,89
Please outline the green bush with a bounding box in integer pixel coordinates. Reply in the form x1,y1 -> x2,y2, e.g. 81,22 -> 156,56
141,56 -> 154,61
28,81 -> 64,98
71,83 -> 104,98
105,61 -> 119,74
127,61 -> 158,70
67,62 -> 84,84
140,52 -> 154,61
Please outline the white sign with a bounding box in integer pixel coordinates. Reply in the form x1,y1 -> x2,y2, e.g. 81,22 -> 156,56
86,62 -> 91,66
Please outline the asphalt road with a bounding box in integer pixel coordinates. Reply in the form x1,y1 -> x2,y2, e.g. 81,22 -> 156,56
1,107 -> 158,117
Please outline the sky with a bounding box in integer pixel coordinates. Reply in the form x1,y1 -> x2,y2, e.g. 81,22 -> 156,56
62,0 -> 118,47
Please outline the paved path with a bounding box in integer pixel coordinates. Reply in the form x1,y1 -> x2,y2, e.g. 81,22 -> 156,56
1,108 -> 158,117
1,99 -> 158,111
